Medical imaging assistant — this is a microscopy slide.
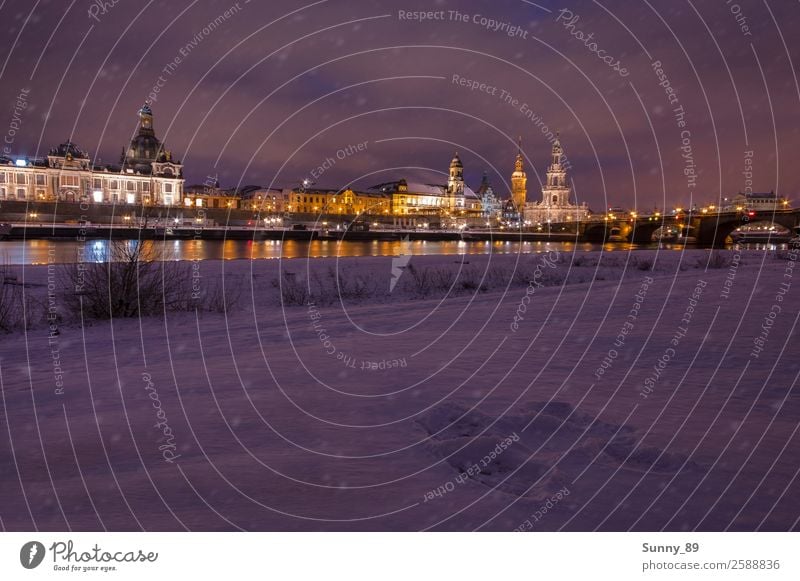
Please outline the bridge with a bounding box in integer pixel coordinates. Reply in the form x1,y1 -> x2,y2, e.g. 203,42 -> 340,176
571,209 -> 800,246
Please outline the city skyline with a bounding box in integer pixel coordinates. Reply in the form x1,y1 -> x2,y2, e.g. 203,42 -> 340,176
0,1 -> 795,210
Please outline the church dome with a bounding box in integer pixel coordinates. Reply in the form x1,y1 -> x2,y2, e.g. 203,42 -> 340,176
50,140 -> 88,159
123,103 -> 163,168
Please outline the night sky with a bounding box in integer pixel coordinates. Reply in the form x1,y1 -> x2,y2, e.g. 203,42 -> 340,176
0,0 -> 798,211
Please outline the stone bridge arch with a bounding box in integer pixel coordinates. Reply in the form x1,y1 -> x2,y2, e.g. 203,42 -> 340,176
692,211 -> 798,246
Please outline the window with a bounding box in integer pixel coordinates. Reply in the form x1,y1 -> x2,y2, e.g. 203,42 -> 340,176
16,188 -> 26,199
60,175 -> 79,187
0,173 -> 5,183
93,178 -> 102,189
16,173 -> 26,185
126,181 -> 135,191
0,187 -> 5,198
164,183 -> 173,193
37,189 -> 46,199
35,174 -> 46,186
126,193 -> 136,204
164,195 -> 173,206
92,191 -> 103,203
109,180 -> 119,190
195,199 -> 203,207
141,182 -> 150,192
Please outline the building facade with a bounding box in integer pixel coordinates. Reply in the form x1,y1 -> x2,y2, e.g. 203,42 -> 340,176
523,135 -> 589,224
476,171 -> 502,219
724,191 -> 790,212
368,153 -> 482,216
0,104 -> 183,206
287,187 -> 391,215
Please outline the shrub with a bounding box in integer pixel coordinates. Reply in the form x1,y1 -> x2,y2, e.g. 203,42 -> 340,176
59,241 -> 190,320
272,271 -> 309,306
705,251 -> 731,269
0,264 -> 27,332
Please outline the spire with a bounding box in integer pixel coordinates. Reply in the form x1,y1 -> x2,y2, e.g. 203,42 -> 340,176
478,170 -> 492,195
551,132 -> 563,165
514,137 -> 524,173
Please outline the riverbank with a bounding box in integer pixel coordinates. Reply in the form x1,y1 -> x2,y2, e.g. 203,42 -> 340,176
1,248 -> 798,531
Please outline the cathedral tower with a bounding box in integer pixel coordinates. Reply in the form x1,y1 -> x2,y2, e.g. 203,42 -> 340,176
541,134 -> 570,207
511,137 -> 527,209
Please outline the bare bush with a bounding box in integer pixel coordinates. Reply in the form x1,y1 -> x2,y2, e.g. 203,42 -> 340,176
196,275 -> 243,313
272,271 -> 309,306
404,263 -> 432,296
59,241 -> 190,320
0,265 -> 27,332
705,251 -> 732,269
633,256 -> 654,271
456,267 -> 487,292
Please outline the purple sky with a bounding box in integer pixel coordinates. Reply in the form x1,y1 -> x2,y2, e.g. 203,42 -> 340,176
0,0 -> 798,211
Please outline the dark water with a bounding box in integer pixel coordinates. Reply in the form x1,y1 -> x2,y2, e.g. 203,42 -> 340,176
0,238 -> 785,265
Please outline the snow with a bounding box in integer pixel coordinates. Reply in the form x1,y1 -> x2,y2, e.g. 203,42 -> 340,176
0,247 -> 798,531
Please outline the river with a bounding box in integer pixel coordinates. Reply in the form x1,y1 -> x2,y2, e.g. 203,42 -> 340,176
0,238 -> 783,265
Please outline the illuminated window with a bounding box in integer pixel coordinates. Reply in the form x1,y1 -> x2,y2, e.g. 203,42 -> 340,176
126,193 -> 136,204
61,175 -> 79,187
195,198 -> 203,207
93,190 -> 104,203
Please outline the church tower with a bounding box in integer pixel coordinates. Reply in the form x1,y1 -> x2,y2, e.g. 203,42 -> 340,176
511,137 -> 527,209
447,152 -> 464,195
541,134 -> 570,207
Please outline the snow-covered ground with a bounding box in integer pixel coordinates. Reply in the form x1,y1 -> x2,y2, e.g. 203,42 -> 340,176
1,247 -> 799,531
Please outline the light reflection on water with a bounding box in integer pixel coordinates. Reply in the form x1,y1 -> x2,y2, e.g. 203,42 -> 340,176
0,238 -> 788,265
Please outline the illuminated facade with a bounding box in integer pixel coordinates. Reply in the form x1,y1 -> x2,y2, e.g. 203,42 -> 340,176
287,187 -> 390,215
523,135 -> 589,224
0,104 -> 183,206
369,153 -> 482,216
